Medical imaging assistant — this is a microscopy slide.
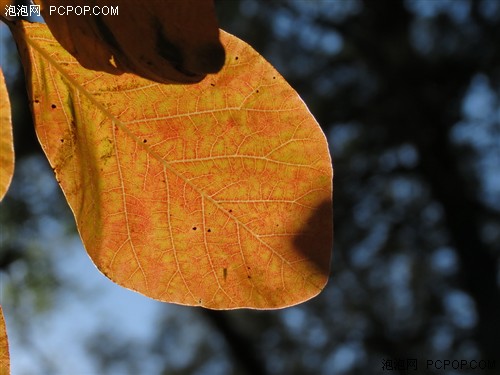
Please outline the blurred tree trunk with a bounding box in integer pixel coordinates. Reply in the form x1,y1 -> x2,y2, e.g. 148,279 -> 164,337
330,0 -> 500,360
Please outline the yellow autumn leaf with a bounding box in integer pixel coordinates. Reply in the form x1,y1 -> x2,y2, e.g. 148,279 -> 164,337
11,20 -> 333,309
34,0 -> 225,83
0,306 -> 9,375
0,68 -> 14,201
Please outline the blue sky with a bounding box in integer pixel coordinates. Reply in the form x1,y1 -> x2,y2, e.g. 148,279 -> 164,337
1,1 -> 499,373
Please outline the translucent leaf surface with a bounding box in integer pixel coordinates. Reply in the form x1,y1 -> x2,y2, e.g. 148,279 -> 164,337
12,21 -> 333,309
0,306 -> 9,375
0,69 -> 14,201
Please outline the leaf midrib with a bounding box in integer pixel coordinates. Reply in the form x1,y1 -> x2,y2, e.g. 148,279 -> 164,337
24,25 -> 318,296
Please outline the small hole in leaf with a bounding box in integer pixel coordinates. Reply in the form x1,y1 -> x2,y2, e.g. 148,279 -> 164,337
235,56 -> 239,60
256,90 -> 259,93
210,83 -> 215,87
273,76 -> 276,80
34,99 -> 40,103
192,227 -> 197,230
143,139 -> 147,143
248,275 -> 251,279
207,229 -> 211,233
229,209 -> 233,213
51,104 -> 56,109
60,139 -> 64,143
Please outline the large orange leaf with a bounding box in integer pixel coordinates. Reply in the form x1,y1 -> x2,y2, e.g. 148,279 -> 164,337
0,68 -> 14,202
34,0 -> 225,83
0,306 -> 9,375
11,21 -> 333,309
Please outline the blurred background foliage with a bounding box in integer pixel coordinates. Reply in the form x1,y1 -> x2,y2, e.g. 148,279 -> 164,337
1,0 -> 499,374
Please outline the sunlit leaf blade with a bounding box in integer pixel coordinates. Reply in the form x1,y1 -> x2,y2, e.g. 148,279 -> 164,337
0,306 -> 9,375
0,68 -> 14,202
12,21 -> 333,309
